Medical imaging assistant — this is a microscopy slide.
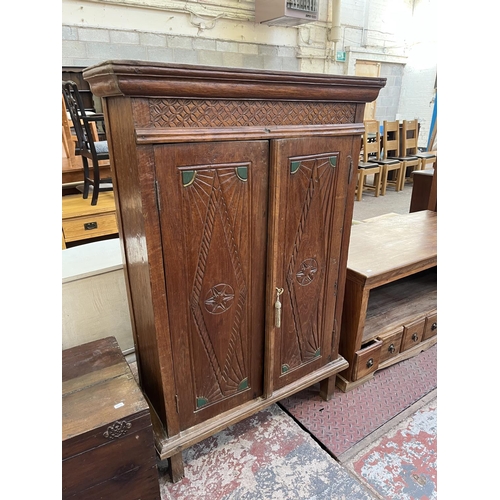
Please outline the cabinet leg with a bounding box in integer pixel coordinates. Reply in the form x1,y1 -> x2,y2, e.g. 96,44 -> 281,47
158,452 -> 185,483
319,374 -> 336,401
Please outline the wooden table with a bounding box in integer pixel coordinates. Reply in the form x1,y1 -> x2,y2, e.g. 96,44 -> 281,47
62,153 -> 112,185
337,211 -> 437,391
62,191 -> 118,248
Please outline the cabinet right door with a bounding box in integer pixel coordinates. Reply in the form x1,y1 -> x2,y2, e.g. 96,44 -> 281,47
268,136 -> 355,390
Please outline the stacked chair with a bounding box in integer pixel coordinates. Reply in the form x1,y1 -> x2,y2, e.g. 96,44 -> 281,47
356,120 -> 383,201
398,119 -> 437,189
357,118 -> 437,199
372,120 -> 404,195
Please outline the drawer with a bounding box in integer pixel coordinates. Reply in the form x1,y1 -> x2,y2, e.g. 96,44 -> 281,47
377,329 -> 403,363
422,311 -> 437,340
401,317 -> 425,352
353,339 -> 382,380
63,212 -> 118,242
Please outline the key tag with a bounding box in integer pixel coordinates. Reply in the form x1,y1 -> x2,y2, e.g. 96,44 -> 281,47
275,287 -> 284,328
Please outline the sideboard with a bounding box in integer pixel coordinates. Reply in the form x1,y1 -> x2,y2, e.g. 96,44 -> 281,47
83,60 -> 385,480
336,211 -> 437,392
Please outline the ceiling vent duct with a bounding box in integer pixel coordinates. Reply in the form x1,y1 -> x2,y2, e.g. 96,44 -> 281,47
255,0 -> 319,27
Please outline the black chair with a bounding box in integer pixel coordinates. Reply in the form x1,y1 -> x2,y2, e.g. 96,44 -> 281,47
62,81 -> 112,205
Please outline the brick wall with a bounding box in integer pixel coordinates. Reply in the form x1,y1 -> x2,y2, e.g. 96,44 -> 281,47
62,0 -> 437,148
62,25 -> 300,72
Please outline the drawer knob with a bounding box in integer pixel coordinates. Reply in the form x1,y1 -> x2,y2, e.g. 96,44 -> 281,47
388,343 -> 396,353
84,221 -> 98,230
431,322 -> 437,331
366,358 -> 374,368
412,333 -> 419,342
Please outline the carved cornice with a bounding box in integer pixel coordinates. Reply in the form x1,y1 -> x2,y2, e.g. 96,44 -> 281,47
149,98 -> 357,128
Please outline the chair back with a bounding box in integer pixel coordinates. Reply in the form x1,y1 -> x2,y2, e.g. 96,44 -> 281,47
361,120 -> 380,162
62,81 -> 102,159
401,119 -> 419,157
381,120 -> 400,159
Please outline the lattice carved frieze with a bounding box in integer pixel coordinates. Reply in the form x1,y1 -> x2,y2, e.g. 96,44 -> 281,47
149,99 -> 356,128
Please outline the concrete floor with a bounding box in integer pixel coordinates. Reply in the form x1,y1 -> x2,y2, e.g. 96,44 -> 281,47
352,178 -> 414,222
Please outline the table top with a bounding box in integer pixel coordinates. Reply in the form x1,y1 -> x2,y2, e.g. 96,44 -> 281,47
347,211 -> 437,286
62,191 -> 116,219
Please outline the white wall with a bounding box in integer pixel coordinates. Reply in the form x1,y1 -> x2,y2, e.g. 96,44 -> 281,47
62,239 -> 134,353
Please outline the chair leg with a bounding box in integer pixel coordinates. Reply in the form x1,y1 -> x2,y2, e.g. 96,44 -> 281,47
381,166 -> 388,196
357,170 -> 364,201
394,165 -> 403,192
374,171 -> 381,197
81,157 -> 90,200
400,163 -> 408,191
91,158 -> 100,206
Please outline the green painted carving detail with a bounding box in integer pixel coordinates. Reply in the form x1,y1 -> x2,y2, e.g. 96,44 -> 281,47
196,396 -> 208,409
182,170 -> 196,187
290,161 -> 301,174
314,348 -> 321,357
329,156 -> 338,168
238,378 -> 249,391
281,364 -> 290,374
236,166 -> 248,182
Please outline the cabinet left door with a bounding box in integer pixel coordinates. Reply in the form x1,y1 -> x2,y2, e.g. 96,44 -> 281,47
153,140 -> 269,430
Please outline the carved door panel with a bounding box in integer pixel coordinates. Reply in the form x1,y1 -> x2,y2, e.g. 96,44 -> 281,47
154,141 -> 269,430
268,136 -> 354,390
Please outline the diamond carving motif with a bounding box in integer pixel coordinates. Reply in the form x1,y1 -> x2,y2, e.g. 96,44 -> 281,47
186,167 -> 248,406
285,155 -> 337,368
150,99 -> 356,128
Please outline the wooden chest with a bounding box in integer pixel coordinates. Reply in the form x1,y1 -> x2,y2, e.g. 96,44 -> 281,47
62,337 -> 160,499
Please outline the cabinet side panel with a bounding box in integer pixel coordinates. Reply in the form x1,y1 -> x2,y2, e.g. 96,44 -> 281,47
333,134 -> 361,360
103,97 -> 177,434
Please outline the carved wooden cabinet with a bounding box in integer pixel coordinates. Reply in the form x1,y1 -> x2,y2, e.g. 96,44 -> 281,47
84,60 -> 385,480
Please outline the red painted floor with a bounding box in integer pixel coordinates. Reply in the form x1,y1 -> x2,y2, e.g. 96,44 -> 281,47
347,399 -> 437,499
159,404 -> 378,499
158,347 -> 437,499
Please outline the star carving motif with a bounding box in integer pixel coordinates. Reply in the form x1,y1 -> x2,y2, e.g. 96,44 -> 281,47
296,258 -> 318,286
204,284 -> 235,314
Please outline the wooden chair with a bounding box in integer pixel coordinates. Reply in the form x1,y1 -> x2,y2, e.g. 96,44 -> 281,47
398,119 -> 438,189
62,81 -> 112,205
356,120 -> 383,201
374,120 -> 404,195
418,149 -> 437,170
398,119 -> 422,190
